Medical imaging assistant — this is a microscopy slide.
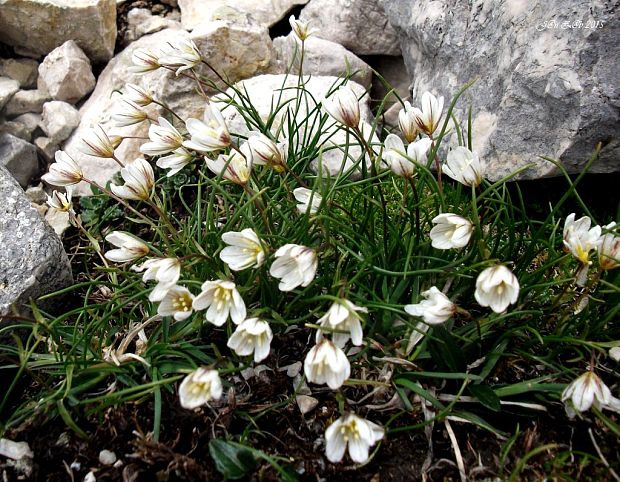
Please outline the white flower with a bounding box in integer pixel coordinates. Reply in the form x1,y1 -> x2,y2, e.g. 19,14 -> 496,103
110,158 -> 155,201
104,231 -> 149,263
220,228 -> 266,271
158,285 -> 195,321
474,265 -> 520,313
563,213 -> 602,266
159,38 -> 202,74
193,280 -> 246,326
124,83 -> 153,107
46,187 -> 73,213
42,151 -> 83,186
205,144 -> 252,185
140,117 -> 184,157
304,339 -> 350,389
247,133 -> 287,170
598,222 -> 620,270
404,287 -> 455,325
293,187 -> 322,215
429,213 -> 473,249
442,146 -> 484,187
183,104 -> 231,152
178,367 -> 223,409
129,48 -> 160,73
316,299 -> 367,347
79,124 -> 116,158
325,413 -> 384,464
383,134 -> 431,178
322,86 -> 361,129
270,244 -> 318,292
398,101 -> 419,143
227,317 -> 273,363
289,15 -> 318,41
411,91 -> 444,137
562,371 -> 612,413
156,148 -> 194,176
111,99 -> 149,127
132,257 -> 181,301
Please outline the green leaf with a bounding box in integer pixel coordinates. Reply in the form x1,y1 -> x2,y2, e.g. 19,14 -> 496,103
209,439 -> 258,480
469,384 -> 501,412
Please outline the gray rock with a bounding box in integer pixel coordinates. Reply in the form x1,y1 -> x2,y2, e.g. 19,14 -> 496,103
38,41 -> 96,104
300,0 -> 400,55
382,0 -> 620,179
3,89 -> 51,117
0,117 -> 35,141
271,34 -> 372,89
0,133 -> 39,187
40,101 -> 80,144
0,0 -> 117,62
34,137 -> 59,163
25,183 -> 47,204
124,8 -> 180,45
45,208 -> 71,237
0,165 -> 73,317
12,113 -> 41,137
0,59 -> 38,89
0,77 -> 20,111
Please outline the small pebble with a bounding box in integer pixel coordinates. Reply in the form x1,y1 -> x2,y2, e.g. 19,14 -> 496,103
98,449 -> 117,466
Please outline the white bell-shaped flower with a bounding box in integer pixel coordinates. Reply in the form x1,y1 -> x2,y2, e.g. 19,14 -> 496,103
227,317 -> 273,363
304,339 -> 350,389
220,228 -> 266,271
442,146 -> 484,187
429,213 -> 473,249
404,287 -> 455,325
178,367 -> 223,409
325,413 -> 384,464
474,265 -> 520,313
104,231 -> 149,263
192,279 -> 246,326
316,299 -> 367,347
110,158 -> 155,201
270,244 -> 318,292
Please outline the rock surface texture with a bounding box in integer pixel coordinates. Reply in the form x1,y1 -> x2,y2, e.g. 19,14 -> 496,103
0,0 -> 117,62
382,0 -> 620,179
0,133 -> 39,187
300,0 -> 400,55
0,166 -> 73,317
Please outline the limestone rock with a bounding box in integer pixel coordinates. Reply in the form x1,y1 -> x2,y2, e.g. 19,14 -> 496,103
64,24 -> 272,195
0,0 -> 116,62
123,8 -> 180,45
271,34 -> 372,89
0,59 -> 38,89
300,0 -> 400,55
0,133 -> 39,187
0,166 -> 73,317
34,137 -> 59,163
45,208 -> 71,237
25,183 -> 47,205
0,113 -> 41,142
0,77 -> 20,111
3,88 -> 51,117
178,0 -> 309,31
38,41 -> 96,104
41,102 -> 80,144
382,0 -> 620,179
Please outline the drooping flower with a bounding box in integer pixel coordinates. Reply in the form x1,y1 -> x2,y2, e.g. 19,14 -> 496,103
79,124 -> 117,158
46,187 -> 74,213
404,287 -> 456,325
156,147 -> 194,176
110,158 -> 155,201
132,257 -> 181,301
111,99 -> 149,127
246,133 -> 287,170
325,413 -> 384,464
293,187 -> 322,215
183,103 -> 231,152
129,48 -> 160,73
474,265 -> 520,313
158,38 -> 202,75
289,15 -> 318,41
104,231 -> 149,263
429,213 -> 474,249
140,117 -> 184,156
382,134 -> 431,178
193,280 -> 246,326
42,151 -> 83,186
411,91 -> 444,137
178,367 -> 223,409
562,371 -> 612,413
304,339 -> 350,389
205,144 -> 252,185
442,146 -> 484,187
316,300 -> 367,347
124,83 -> 153,107
220,228 -> 266,271
158,285 -> 195,321
270,244 -> 318,291
598,222 -> 620,270
322,86 -> 361,129
398,101 -> 419,143
227,317 -> 274,363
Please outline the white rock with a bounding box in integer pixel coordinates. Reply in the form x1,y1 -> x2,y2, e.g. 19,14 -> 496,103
25,183 -> 47,204
0,58 -> 38,88
41,101 -> 81,143
0,132 -> 39,187
38,41 -> 96,104
296,395 -> 318,414
271,34 -> 372,89
12,113 -> 42,136
0,76 -> 20,110
300,0 -> 400,55
83,471 -> 97,482
124,8 -> 180,44
0,118 -> 36,141
0,0 -> 117,62
34,137 -> 59,163
3,88 -> 50,117
178,0 -> 309,31
45,208 -> 71,237
0,438 -> 33,460
98,449 -> 117,466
